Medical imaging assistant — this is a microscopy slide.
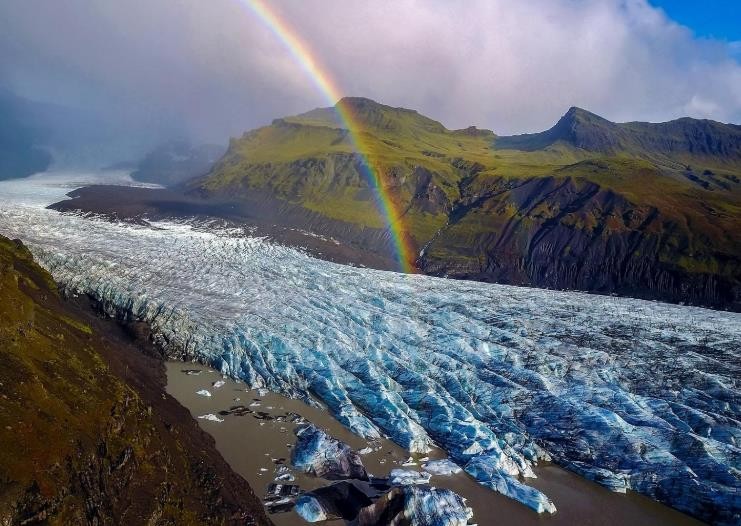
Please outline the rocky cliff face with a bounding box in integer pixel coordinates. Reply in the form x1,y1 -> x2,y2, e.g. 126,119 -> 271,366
419,173 -> 739,309
0,235 -> 271,525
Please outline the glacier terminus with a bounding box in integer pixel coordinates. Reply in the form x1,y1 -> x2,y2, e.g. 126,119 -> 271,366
0,172 -> 739,524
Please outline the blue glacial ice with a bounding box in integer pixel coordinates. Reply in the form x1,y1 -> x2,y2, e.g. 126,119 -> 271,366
294,495 -> 328,522
291,424 -> 368,480
0,173 -> 739,524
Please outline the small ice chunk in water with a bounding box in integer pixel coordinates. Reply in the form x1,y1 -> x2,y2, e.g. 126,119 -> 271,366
196,389 -> 211,397
358,447 -> 373,455
197,413 -> 224,422
423,459 -> 462,476
212,380 -> 226,389
390,469 -> 431,485
258,388 -> 269,396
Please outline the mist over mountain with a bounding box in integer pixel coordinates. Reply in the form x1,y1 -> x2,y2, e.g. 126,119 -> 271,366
0,89 -> 51,179
0,0 -> 739,163
130,141 -> 227,187
0,88 -> 184,173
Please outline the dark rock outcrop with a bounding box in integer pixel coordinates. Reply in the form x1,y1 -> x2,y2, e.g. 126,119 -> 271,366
418,173 -> 741,310
353,486 -> 473,526
293,481 -> 372,522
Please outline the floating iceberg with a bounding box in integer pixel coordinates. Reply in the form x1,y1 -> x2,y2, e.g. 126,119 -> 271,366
294,496 -> 327,522
389,469 -> 431,485
195,389 -> 211,397
465,454 -> 556,514
355,486 -> 473,526
197,413 -> 224,423
0,174 -> 739,524
294,481 -> 372,522
291,424 -> 368,480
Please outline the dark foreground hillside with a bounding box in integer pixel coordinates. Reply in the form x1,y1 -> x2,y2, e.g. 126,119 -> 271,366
0,235 -> 271,525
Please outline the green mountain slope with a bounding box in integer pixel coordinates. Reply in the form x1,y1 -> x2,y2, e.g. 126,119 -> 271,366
0,236 -> 271,525
191,98 -> 741,309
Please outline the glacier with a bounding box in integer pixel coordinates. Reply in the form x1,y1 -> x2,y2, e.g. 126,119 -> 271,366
0,173 -> 739,523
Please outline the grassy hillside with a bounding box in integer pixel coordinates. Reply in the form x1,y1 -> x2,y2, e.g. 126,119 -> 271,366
191,98 -> 741,308
0,236 -> 271,525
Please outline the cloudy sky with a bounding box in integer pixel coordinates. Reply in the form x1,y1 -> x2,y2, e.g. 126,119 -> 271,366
1,0 -> 739,147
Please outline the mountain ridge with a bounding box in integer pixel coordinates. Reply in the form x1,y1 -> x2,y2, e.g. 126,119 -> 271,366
54,97 -> 741,310
191,97 -> 741,309
495,105 -> 741,162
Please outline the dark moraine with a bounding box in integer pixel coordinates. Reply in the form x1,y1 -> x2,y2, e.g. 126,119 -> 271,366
49,184 -> 399,271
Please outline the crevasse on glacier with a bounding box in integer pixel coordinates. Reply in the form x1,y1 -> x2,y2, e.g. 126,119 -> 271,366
1,174 -> 739,524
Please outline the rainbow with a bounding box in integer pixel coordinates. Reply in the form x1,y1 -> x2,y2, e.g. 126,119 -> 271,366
237,0 -> 415,273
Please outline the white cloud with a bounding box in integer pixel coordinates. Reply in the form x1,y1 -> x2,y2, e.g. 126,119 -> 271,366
0,0 -> 739,143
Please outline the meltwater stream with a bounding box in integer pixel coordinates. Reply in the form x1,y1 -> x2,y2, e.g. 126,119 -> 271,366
1,172 -> 739,524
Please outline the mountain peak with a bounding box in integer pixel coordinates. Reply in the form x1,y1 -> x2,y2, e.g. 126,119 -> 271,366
564,106 -> 587,117
326,97 -> 444,133
558,106 -> 614,127
336,96 -> 384,109
495,105 -> 741,158
495,106 -> 622,152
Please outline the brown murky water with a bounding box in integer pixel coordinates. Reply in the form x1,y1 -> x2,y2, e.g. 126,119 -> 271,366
165,362 -> 705,526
